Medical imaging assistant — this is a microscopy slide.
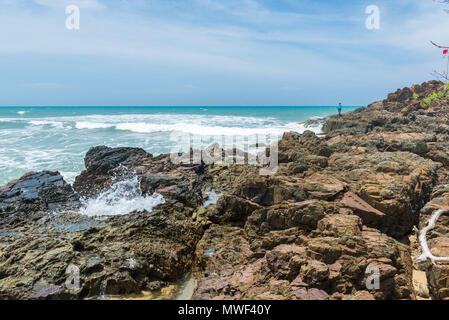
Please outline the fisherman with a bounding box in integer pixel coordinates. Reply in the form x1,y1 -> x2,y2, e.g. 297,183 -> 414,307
337,102 -> 342,118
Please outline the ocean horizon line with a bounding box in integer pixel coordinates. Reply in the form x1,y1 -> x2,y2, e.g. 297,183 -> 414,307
0,105 -> 365,108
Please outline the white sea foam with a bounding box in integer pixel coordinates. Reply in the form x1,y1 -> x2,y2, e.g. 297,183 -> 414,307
0,111 -> 329,186
60,171 -> 79,184
29,120 -> 65,129
75,122 -> 114,130
17,111 -> 28,115
0,118 -> 24,122
114,120 -> 320,136
20,113 -> 324,136
79,176 -> 165,217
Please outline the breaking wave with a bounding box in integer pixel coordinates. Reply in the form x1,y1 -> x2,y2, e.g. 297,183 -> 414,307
79,176 -> 165,217
0,109 -> 336,187
3,113 -> 324,136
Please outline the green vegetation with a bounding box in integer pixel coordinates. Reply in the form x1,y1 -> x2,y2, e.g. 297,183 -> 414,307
420,83 -> 449,107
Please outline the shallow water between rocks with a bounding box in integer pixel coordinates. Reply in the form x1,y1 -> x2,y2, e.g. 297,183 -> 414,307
98,272 -> 196,301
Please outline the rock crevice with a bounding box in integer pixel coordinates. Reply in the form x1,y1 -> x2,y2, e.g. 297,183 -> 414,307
1,81 -> 449,300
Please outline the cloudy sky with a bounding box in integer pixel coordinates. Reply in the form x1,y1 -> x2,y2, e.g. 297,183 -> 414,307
0,0 -> 448,106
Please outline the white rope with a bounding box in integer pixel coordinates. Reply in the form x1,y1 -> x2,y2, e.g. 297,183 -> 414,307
417,209 -> 449,264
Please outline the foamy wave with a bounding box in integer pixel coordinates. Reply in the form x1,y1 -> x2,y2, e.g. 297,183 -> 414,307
29,120 -> 65,129
75,122 -> 114,130
115,121 -> 320,136
0,110 -> 330,187
79,176 -> 165,217
0,118 -> 24,122
60,171 -> 79,184
17,111 -> 29,115
75,113 -> 277,124
21,113 -> 324,136
116,122 -> 281,135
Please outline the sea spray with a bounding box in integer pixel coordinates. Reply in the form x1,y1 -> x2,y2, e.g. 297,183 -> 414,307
79,175 -> 165,217
0,107 -> 355,187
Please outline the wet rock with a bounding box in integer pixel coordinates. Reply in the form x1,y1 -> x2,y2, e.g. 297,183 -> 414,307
73,146 -> 150,196
4,80 -> 449,300
0,171 -> 79,227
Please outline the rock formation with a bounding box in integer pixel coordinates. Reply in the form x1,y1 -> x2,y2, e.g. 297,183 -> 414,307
1,80 -> 449,300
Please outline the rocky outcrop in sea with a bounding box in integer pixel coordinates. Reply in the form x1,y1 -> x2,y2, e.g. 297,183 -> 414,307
1,80 -> 449,300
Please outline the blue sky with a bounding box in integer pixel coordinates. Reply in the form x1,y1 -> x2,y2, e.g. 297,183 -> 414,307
0,0 -> 448,106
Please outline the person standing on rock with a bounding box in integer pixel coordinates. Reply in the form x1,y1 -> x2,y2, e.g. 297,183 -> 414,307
337,102 -> 342,118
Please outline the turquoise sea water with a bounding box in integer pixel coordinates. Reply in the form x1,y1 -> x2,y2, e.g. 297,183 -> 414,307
0,106 -> 358,186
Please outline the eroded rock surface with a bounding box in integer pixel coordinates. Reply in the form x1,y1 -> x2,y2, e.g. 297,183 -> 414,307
1,81 -> 449,300
0,148 -> 208,299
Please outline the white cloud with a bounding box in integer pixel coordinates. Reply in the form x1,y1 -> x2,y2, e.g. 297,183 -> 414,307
195,0 -> 343,26
0,0 -> 446,105
0,0 -> 440,77
35,0 -> 105,9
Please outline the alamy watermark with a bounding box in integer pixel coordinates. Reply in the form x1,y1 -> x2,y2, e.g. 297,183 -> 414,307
365,5 -> 380,30
365,265 -> 380,290
169,133 -> 279,175
66,5 -> 80,30
65,264 -> 80,291
64,4 -> 379,31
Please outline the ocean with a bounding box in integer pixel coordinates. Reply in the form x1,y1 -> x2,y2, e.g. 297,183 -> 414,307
0,106 -> 358,186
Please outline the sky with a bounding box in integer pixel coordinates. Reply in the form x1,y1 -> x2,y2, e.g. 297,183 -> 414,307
0,0 -> 448,106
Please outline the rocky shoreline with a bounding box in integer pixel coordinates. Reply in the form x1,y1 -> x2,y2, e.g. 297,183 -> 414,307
1,80 -> 449,300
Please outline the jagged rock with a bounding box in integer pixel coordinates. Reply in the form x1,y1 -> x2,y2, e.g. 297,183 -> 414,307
329,151 -> 439,238
207,195 -> 262,225
0,171 -> 79,227
303,174 -> 345,200
340,192 -> 385,229
317,214 -> 362,237
3,80 -> 449,300
0,147 -> 210,300
251,200 -> 328,232
73,146 -> 151,196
